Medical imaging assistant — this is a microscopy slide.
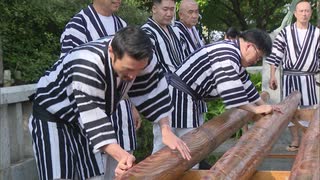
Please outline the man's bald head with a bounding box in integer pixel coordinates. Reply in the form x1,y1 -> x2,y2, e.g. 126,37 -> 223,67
178,0 -> 199,28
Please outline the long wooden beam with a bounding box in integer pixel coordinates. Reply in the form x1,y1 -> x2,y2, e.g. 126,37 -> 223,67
289,107 -> 319,180
202,91 -> 301,180
120,92 -> 269,180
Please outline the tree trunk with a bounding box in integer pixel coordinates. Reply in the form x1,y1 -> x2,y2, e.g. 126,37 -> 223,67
204,91 -> 301,180
289,107 -> 320,180
0,39 -> 3,86
120,92 -> 270,180
317,0 -> 320,28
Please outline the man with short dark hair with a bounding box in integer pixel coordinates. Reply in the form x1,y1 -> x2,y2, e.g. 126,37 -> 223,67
29,26 -> 190,180
267,0 -> 320,152
59,1 -> 140,178
168,29 -> 281,132
141,0 -> 188,154
225,27 -> 240,40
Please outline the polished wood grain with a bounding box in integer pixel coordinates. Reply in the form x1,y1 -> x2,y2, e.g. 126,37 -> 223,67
120,93 -> 270,180
289,107 -> 319,180
203,91 -> 301,180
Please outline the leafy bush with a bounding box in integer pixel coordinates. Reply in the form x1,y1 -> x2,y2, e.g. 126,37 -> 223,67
117,0 -> 150,26
0,0 -> 90,83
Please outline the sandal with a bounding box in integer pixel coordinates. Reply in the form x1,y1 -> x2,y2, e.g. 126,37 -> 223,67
286,145 -> 299,152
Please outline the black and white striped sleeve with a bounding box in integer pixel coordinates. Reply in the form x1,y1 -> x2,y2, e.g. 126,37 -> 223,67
67,51 -> 117,153
60,14 -> 88,58
128,57 -> 173,123
266,30 -> 286,67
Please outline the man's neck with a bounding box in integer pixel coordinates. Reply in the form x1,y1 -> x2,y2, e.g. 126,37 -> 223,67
296,22 -> 309,29
152,17 -> 169,34
93,4 -> 112,16
181,21 -> 192,29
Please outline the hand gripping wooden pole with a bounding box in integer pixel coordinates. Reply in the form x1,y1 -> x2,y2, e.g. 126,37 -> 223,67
120,92 -> 270,180
289,107 -> 319,180
202,91 -> 301,180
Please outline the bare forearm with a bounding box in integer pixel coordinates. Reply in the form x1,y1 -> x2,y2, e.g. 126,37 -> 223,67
270,65 -> 276,78
101,144 -> 129,162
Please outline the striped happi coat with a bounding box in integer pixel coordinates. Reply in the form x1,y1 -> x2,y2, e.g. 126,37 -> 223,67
266,23 -> 320,106
174,20 -> 207,123
32,36 -> 172,153
171,40 -> 260,128
141,17 -> 186,74
59,4 -> 136,151
174,21 -> 204,57
60,4 -> 126,58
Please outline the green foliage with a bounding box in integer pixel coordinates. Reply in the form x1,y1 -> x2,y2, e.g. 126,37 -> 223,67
117,0 -> 151,26
134,119 -> 153,162
0,0 -> 89,83
250,72 -> 262,92
0,0 -> 150,84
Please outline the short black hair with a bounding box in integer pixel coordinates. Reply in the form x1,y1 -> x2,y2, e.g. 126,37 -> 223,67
239,29 -> 272,56
225,27 -> 240,39
111,26 -> 153,62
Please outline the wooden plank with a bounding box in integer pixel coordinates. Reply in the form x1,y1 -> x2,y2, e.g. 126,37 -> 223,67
251,171 -> 290,180
267,153 -> 296,159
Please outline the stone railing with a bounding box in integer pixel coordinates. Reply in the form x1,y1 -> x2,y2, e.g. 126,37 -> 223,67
0,84 -> 37,180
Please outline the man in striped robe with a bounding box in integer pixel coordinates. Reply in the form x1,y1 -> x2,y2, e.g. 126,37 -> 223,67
168,29 -> 281,138
141,0 -> 189,155
175,0 -> 211,169
267,1 -> 320,152
175,0 -> 204,58
59,1 -> 140,177
29,27 -> 190,180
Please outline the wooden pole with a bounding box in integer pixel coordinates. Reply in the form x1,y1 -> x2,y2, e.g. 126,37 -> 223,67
120,92 -> 270,180
202,91 -> 301,180
289,107 -> 319,180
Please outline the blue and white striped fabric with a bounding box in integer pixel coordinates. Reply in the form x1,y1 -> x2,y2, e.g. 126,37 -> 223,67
171,40 -> 260,128
59,4 -> 137,151
174,21 -> 204,57
141,17 -> 186,74
30,37 -> 172,179
266,23 -> 320,106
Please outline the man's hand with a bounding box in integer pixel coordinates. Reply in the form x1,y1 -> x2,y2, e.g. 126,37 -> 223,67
101,143 -> 136,178
254,104 -> 283,115
114,154 -> 136,178
161,124 -> 191,160
131,106 -> 141,130
269,76 -> 278,90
